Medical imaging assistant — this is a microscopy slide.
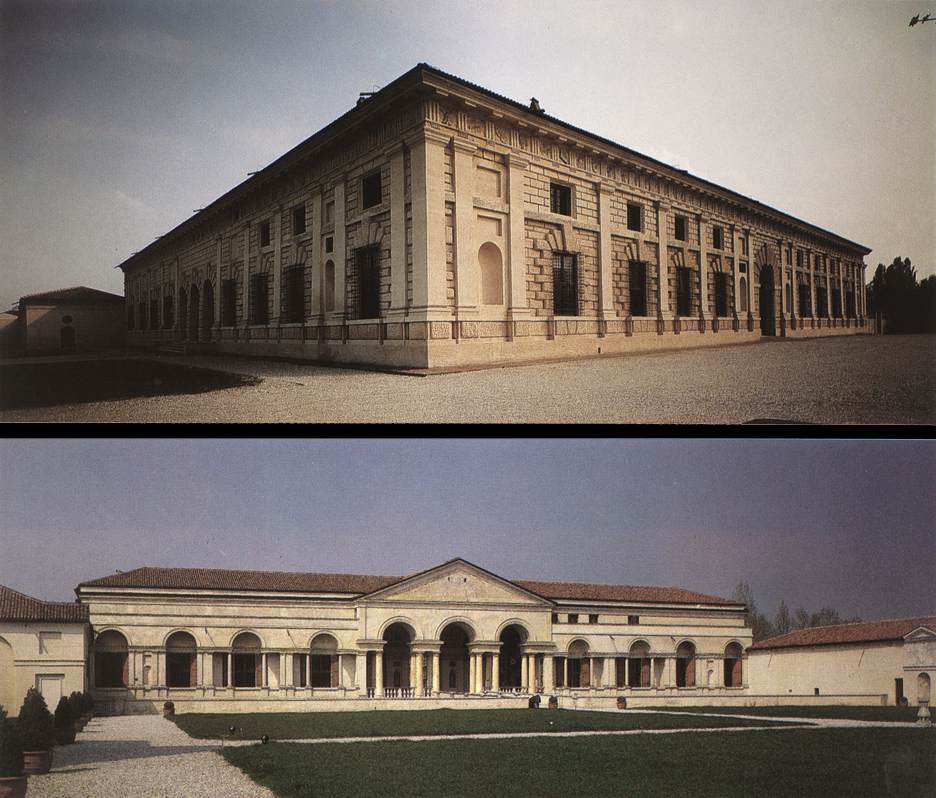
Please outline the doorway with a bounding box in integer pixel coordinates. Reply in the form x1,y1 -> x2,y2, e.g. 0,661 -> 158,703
759,265 -> 776,336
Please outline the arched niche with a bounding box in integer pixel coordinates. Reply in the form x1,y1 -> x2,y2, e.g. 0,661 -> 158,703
478,242 -> 504,306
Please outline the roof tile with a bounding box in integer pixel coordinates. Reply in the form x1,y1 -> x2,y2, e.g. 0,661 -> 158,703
0,585 -> 89,622
750,615 -> 936,650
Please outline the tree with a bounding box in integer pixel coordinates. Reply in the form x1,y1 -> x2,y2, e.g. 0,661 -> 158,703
866,256 -> 935,334
731,581 -> 775,642
775,601 -> 792,636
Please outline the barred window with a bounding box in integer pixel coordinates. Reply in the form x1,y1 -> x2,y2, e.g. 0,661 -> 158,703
674,215 -> 687,241
676,266 -> 692,316
626,202 -> 642,232
221,279 -> 237,326
714,271 -> 729,317
292,205 -> 306,236
356,246 -> 381,319
629,260 -> 647,316
250,273 -> 269,324
362,171 -> 382,210
259,220 -> 271,248
284,266 -> 306,323
552,252 -> 578,316
712,226 -> 723,250
816,285 -> 828,317
550,182 -> 572,216
798,283 -> 811,317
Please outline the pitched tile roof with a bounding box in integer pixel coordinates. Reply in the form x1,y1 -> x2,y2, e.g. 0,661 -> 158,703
0,585 -> 89,623
750,615 -> 936,650
77,565 -> 736,606
19,286 -> 124,306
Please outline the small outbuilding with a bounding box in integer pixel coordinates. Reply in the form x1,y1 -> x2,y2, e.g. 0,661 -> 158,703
16,286 -> 125,354
747,615 -> 936,707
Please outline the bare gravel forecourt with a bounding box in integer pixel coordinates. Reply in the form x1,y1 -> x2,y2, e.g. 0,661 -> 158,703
1,335 -> 932,423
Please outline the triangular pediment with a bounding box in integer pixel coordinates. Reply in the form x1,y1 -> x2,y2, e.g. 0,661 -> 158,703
904,626 -> 936,642
361,559 -> 552,606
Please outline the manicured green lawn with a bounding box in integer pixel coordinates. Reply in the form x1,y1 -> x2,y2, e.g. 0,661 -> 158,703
223,728 -> 936,797
644,705 -> 921,722
173,708 -> 784,740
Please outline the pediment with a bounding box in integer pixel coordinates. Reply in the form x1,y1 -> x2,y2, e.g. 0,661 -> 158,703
362,560 -> 551,607
903,626 -> 936,642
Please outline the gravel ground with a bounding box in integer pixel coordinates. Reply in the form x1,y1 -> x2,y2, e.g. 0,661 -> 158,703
27,715 -> 273,798
2,335 -> 933,423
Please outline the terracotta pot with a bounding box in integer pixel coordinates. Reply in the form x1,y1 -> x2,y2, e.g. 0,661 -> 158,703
162,708 -> 174,718
54,725 -> 76,745
22,750 -> 52,776
0,776 -> 28,798
616,696 -> 627,709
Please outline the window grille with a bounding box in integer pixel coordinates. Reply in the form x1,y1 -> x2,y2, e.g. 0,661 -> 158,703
676,266 -> 692,316
356,246 -> 381,319
552,252 -> 579,315
629,260 -> 647,316
284,266 -> 306,323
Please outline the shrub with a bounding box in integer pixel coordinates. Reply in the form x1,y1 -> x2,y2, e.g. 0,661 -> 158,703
68,691 -> 83,719
15,688 -> 54,751
81,691 -> 94,716
53,696 -> 73,729
0,705 -> 24,778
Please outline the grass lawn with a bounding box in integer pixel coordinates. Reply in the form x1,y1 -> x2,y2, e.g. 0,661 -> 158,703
173,708 -> 786,740
643,705 -> 921,723
223,728 -> 936,797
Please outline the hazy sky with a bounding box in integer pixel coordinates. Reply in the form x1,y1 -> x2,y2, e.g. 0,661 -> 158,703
1,439 -> 933,624
1,0 -> 933,310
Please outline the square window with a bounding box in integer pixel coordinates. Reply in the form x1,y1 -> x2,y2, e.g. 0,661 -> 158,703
588,614 -> 599,625
568,613 -> 579,624
259,220 -> 271,248
325,236 -> 334,254
739,261 -> 748,274
362,171 -> 382,210
551,613 -> 559,623
674,215 -> 687,241
550,182 -> 572,216
292,205 -> 306,236
712,226 -> 723,250
628,615 -> 640,625
626,202 -> 642,232
356,246 -> 381,319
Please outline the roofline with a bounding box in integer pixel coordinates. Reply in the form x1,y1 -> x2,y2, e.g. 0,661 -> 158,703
750,614 -> 936,651
117,63 -> 870,277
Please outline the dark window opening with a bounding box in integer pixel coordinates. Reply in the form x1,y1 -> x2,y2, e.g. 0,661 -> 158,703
356,246 -> 381,319
310,655 -> 334,688
568,658 -> 583,688
568,614 -> 579,624
628,656 -> 651,687
325,236 -> 334,253
627,615 -> 640,625
362,171 -> 382,209
259,220 -> 271,248
94,652 -> 127,688
588,614 -> 599,625
739,261 -> 748,274
163,295 -> 174,329
284,266 -> 306,323
714,272 -> 729,317
615,657 -> 627,688
554,657 -> 565,687
551,613 -> 559,623
233,654 -> 257,687
674,215 -> 687,241
712,226 -> 723,250
895,678 -> 904,704
149,299 -> 159,330
167,653 -> 194,688
292,205 -> 306,236
832,288 -> 842,318
816,286 -> 828,317
676,266 -> 692,316
629,260 -> 647,316
626,202 -> 642,232
798,284 -> 811,317
553,252 -> 579,316
550,183 -> 572,216
250,273 -> 269,325
221,279 -> 237,326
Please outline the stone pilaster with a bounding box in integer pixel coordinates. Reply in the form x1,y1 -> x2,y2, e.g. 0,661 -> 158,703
431,653 -> 441,694
272,205 -> 282,325
491,653 -> 500,692
387,143 -> 408,319
326,179 -> 347,323
655,201 -> 671,320
506,152 -> 531,320
697,214 -> 708,325
355,652 -> 367,692
408,131 -> 449,322
308,192 -> 322,321
597,183 -> 616,320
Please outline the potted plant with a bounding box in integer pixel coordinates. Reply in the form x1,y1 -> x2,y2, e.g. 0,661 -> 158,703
162,701 -> 175,719
52,698 -> 75,746
0,706 -> 26,798
15,689 -> 53,776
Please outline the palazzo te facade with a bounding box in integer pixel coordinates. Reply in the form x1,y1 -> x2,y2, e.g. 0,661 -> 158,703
76,559 -> 752,714
120,64 -> 871,370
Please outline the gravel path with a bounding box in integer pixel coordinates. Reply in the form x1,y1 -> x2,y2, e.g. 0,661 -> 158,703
2,335 -> 933,423
27,715 -> 274,798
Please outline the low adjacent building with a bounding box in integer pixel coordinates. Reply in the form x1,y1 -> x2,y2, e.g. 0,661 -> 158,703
75,558 -> 753,714
16,286 -> 125,354
0,585 -> 90,715
747,616 -> 936,707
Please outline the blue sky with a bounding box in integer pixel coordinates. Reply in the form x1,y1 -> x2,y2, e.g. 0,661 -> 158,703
1,439 -> 933,623
1,0 -> 934,309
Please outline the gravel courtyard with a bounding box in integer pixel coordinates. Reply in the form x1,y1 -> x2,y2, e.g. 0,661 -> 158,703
2,335 -> 933,423
27,715 -> 273,798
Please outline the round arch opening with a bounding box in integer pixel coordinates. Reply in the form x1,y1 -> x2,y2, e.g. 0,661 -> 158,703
232,632 -> 261,688
478,242 -> 504,306
166,631 -> 197,688
498,624 -> 528,689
